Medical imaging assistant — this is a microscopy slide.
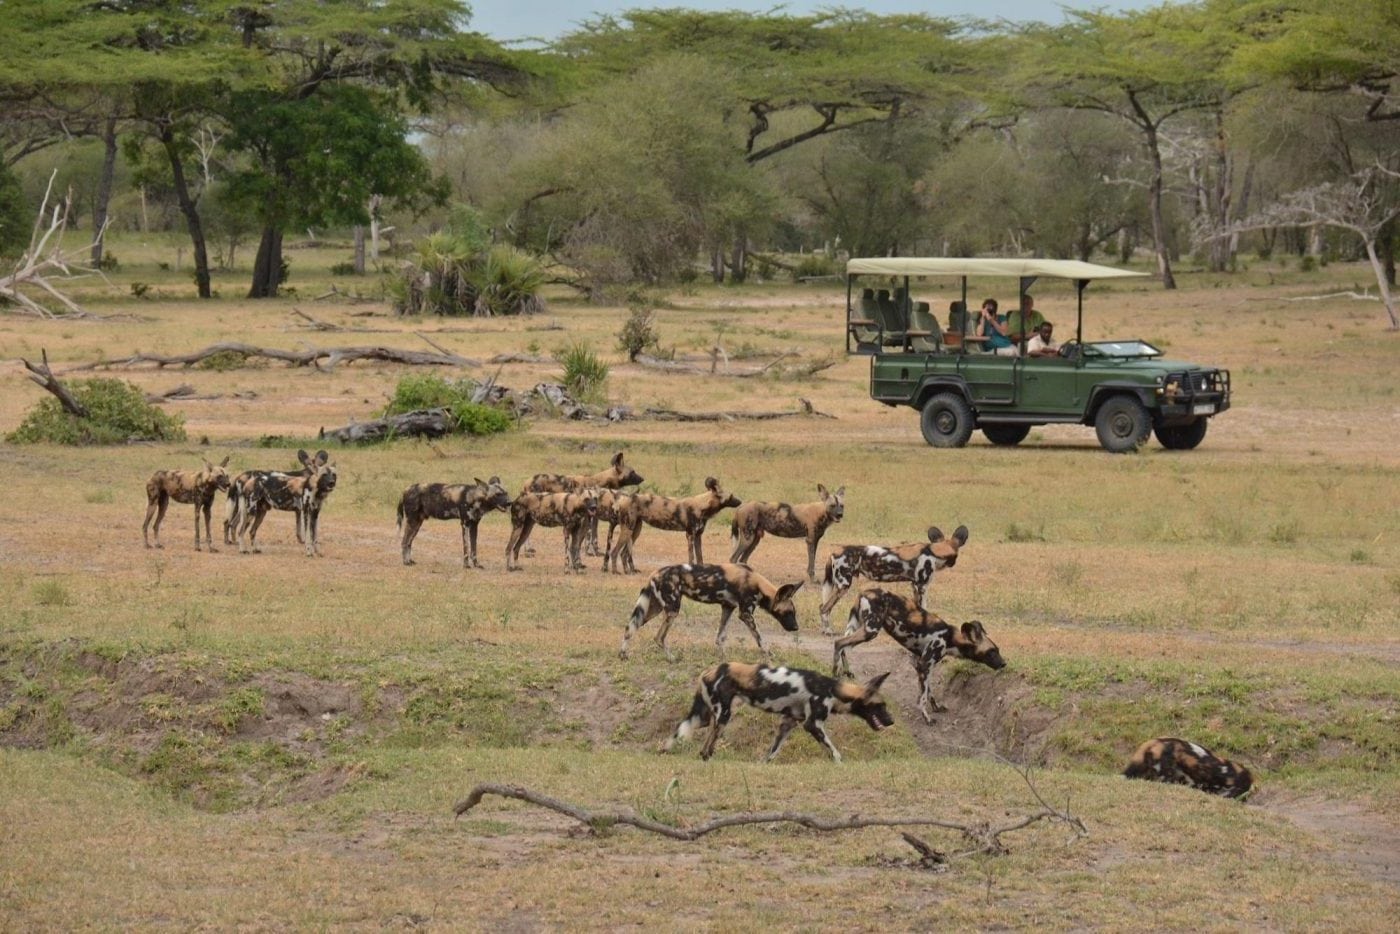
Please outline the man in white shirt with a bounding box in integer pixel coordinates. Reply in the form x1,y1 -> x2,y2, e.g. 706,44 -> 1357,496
1026,321 -> 1059,357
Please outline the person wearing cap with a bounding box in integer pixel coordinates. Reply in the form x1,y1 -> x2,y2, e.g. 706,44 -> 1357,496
1026,321 -> 1059,357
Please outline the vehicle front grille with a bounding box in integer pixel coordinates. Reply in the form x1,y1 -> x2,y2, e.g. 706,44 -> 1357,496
1163,369 -> 1230,402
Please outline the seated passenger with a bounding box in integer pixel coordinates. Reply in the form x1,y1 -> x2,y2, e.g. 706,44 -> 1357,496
1026,321 -> 1059,357
1006,293 -> 1047,347
979,298 -> 1016,356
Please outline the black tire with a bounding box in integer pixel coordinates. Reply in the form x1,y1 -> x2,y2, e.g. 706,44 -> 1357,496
1154,417 -> 1209,450
982,424 -> 1031,447
920,392 -> 975,448
1094,395 -> 1151,453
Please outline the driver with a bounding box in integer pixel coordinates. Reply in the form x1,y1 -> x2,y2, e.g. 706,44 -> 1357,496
1026,321 -> 1059,357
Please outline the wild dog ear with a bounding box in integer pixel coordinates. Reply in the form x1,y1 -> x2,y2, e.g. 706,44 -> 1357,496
314,450 -> 329,466
297,449 -> 311,466
611,451 -> 625,467
705,476 -> 719,492
927,526 -> 945,543
475,477 -> 487,487
863,671 -> 891,696
219,455 -> 231,468
817,483 -> 828,496
834,486 -> 845,497
951,525 -> 969,547
203,459 -> 214,471
960,621 -> 986,641
775,580 -> 805,602
489,475 -> 501,484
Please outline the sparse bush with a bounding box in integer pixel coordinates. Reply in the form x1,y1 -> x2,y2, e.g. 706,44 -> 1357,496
792,254 -> 836,282
195,350 -> 247,371
130,281 -> 150,298
97,252 -> 119,271
617,305 -> 659,361
1005,522 -> 1046,543
329,261 -> 359,276
395,206 -> 547,316
556,341 -> 608,401
8,378 -> 186,445
31,580 -> 73,607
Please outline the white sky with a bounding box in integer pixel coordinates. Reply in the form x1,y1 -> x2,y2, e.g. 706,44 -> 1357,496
466,1 -> 1162,43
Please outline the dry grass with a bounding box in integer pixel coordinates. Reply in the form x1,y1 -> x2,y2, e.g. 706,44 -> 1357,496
1,234 -> 1398,927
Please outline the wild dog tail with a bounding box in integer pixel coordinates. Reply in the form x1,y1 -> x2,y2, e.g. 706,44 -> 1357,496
628,583 -> 656,633
395,495 -> 405,531
673,688 -> 713,740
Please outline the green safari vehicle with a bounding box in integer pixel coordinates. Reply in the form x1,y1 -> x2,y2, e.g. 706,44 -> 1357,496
844,258 -> 1231,453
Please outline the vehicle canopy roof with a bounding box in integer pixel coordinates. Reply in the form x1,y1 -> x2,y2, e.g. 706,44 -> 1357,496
846,257 -> 1148,281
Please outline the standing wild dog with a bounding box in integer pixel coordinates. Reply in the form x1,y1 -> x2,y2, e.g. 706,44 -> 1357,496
663,663 -> 893,762
818,525 -> 969,634
598,489 -> 639,574
223,458 -> 318,547
730,483 -> 845,582
833,589 -> 1005,723
504,489 -> 599,572
236,450 -> 337,556
1123,738 -> 1255,799
523,451 -> 644,556
143,456 -> 232,551
396,477 -> 510,567
620,563 -> 804,660
624,477 -> 742,565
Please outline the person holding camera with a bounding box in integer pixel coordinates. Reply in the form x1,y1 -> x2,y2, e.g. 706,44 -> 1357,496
980,298 -> 1016,356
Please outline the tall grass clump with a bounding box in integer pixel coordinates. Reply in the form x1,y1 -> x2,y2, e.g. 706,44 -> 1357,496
8,379 -> 185,445
383,374 -> 512,436
393,206 -> 547,317
556,341 -> 609,402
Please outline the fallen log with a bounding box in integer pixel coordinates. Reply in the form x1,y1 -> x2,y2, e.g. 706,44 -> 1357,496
21,349 -> 88,416
488,352 -> 551,364
63,341 -> 481,373
632,397 -> 834,422
319,408 -> 457,444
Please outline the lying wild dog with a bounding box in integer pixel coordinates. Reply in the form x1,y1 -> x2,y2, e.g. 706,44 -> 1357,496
664,663 -> 892,762
1123,738 -> 1254,799
624,477 -> 741,565
598,489 -> 639,574
818,525 -> 969,634
730,483 -> 845,582
236,450 -> 337,556
833,588 -> 1005,723
619,563 -> 804,660
504,489 -> 599,572
143,456 -> 232,551
522,451 -> 644,556
396,477 -> 510,567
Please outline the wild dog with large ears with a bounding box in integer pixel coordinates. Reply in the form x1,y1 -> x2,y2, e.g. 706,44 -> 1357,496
818,524 -> 969,634
142,455 -> 232,551
730,483 -> 846,582
620,563 -> 803,660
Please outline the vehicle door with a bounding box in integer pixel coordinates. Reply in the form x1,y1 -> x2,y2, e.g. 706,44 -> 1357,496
1020,355 -> 1085,415
957,354 -> 1019,409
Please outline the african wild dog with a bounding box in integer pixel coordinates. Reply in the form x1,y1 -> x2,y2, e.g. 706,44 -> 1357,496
833,589 -> 1005,723
236,450 -> 337,556
142,456 -> 232,551
396,477 -> 510,567
730,483 -> 845,582
504,489 -> 599,572
1123,738 -> 1255,799
223,458 -> 317,547
818,525 -> 969,634
663,663 -> 893,762
623,477 -> 742,565
598,489 -> 639,574
522,451 -> 644,556
619,563 -> 804,660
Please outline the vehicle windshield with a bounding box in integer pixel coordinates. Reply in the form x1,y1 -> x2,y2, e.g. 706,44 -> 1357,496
1084,340 -> 1162,358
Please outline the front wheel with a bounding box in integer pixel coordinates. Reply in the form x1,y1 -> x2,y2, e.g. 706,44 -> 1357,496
982,424 -> 1031,447
1155,418 -> 1209,450
1094,395 -> 1151,453
920,393 -> 975,448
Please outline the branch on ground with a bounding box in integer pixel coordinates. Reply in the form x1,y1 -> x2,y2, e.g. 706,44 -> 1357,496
20,349 -> 88,416
62,342 -> 481,373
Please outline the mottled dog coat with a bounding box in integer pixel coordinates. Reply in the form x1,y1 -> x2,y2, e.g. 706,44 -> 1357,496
730,484 -> 845,582
523,451 -> 644,557
142,456 -> 232,551
818,525 -> 969,633
833,588 -> 1005,722
504,490 -> 599,572
224,465 -> 311,546
1123,738 -> 1254,799
624,477 -> 742,564
235,450 -> 337,556
597,489 -> 639,574
664,663 -> 893,762
619,563 -> 804,659
396,477 -> 510,567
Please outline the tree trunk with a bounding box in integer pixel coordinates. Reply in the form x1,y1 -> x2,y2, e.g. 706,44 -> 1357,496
1378,221 -> 1396,287
248,226 -> 283,299
353,226 -> 366,275
159,124 -> 212,299
729,237 -> 748,284
710,249 -> 724,283
1140,117 -> 1176,289
368,193 -> 383,261
91,116 -> 118,266
1362,237 -> 1399,329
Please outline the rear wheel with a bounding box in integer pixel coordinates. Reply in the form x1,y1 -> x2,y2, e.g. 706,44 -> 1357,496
1094,395 -> 1151,453
920,392 -> 975,448
982,424 -> 1031,447
1155,418 -> 1209,450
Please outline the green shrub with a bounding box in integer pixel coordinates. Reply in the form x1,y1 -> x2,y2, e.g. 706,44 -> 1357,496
0,162 -> 26,258
8,378 -> 186,445
383,374 -> 512,437
329,261 -> 359,276
195,350 -> 247,371
452,401 -> 513,435
617,305 -> 659,361
792,254 -> 836,282
394,207 -> 547,316
556,341 -> 609,401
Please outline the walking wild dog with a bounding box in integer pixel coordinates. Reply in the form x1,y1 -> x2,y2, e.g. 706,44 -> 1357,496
143,456 -> 232,551
730,483 -> 845,582
833,589 -> 1005,723
818,524 -> 969,634
624,477 -> 741,564
1123,738 -> 1254,799
236,450 -> 337,556
664,663 -> 893,762
523,451 -> 644,556
619,563 -> 804,660
504,489 -> 599,572
396,477 -> 511,567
